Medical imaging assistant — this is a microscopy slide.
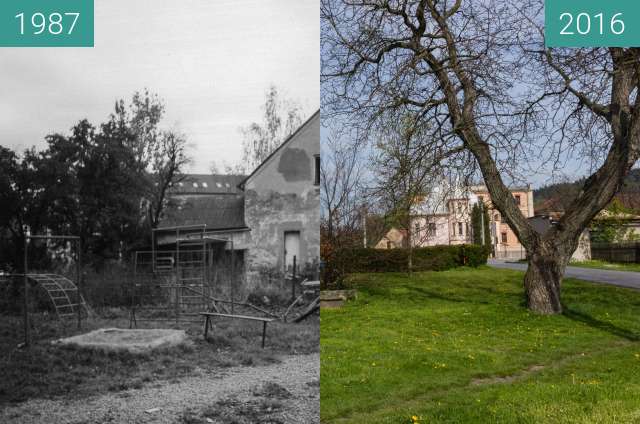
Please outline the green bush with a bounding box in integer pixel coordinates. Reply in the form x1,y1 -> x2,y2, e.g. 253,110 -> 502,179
333,244 -> 489,274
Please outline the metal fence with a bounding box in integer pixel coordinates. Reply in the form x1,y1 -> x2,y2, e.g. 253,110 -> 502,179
493,246 -> 526,261
591,242 -> 640,263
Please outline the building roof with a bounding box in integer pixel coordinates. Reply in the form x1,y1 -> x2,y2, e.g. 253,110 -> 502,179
170,174 -> 246,195
161,193 -> 247,231
239,110 -> 320,189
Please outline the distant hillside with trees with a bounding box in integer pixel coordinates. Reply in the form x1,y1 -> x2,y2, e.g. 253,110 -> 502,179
534,169 -> 640,214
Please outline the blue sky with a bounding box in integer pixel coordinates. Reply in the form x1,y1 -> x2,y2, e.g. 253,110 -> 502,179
0,0 -> 320,173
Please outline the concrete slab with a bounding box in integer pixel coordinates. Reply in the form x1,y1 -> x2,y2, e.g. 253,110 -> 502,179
54,328 -> 190,353
320,289 -> 357,309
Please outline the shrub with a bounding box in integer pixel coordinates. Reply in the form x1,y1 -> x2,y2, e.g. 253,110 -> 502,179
461,244 -> 492,267
330,244 -> 489,276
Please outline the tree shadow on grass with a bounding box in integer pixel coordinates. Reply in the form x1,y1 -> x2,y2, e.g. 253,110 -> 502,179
405,286 -> 491,305
562,307 -> 640,342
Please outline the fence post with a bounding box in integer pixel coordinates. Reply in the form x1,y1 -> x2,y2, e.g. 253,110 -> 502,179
23,236 -> 29,348
231,238 -> 235,315
291,256 -> 297,301
77,238 -> 82,330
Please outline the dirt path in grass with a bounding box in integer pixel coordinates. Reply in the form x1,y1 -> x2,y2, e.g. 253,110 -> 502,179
1,353 -> 319,424
329,342 -> 636,424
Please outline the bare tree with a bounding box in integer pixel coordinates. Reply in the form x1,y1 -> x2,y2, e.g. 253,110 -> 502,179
147,131 -> 191,228
241,85 -> 304,172
112,91 -> 193,229
372,116 -> 473,270
321,130 -> 364,245
320,129 -> 366,287
322,0 -> 640,314
374,119 -> 429,271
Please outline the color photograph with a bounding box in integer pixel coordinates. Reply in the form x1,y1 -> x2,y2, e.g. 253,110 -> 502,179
320,0 -> 640,422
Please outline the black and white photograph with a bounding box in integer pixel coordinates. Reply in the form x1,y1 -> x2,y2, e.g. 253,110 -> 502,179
0,1 -> 320,423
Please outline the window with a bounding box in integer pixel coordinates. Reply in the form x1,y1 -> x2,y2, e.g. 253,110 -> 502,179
514,194 -> 521,205
193,182 -> 198,188
465,222 -> 469,237
458,222 -> 463,236
314,155 -> 320,186
501,232 -> 508,243
202,182 -> 208,188
427,223 -> 436,237
452,223 -> 456,235
414,222 -> 420,235
216,182 -> 222,188
494,213 -> 500,221
478,196 -> 484,203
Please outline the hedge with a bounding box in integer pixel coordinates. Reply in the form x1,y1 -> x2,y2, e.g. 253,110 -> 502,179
333,244 -> 490,274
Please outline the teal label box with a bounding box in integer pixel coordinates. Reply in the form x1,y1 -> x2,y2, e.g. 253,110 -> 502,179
546,0 -> 640,47
0,0 -> 94,47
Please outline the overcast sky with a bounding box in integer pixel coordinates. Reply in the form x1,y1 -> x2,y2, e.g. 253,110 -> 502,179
0,0 -> 320,173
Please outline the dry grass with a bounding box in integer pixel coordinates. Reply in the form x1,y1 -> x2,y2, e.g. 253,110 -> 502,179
0,308 -> 318,405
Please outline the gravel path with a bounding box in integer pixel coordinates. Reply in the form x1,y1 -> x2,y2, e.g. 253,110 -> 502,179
1,353 -> 319,424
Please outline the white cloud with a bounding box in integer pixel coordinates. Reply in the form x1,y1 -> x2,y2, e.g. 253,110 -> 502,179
0,0 -> 320,172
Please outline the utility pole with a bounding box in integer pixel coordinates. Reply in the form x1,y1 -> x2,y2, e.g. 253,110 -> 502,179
23,235 -> 29,348
362,205 -> 367,248
479,201 -> 485,246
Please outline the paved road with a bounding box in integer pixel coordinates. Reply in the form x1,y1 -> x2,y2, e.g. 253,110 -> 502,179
488,259 -> 640,290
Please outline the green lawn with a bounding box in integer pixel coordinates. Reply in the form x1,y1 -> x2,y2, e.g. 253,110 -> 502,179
570,259 -> 640,273
320,267 -> 640,423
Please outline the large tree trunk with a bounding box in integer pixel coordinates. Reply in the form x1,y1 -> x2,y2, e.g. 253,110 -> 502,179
524,244 -> 572,314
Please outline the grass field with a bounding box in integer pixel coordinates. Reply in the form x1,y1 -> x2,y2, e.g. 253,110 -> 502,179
0,309 -> 318,405
569,259 -> 640,273
320,267 -> 640,423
